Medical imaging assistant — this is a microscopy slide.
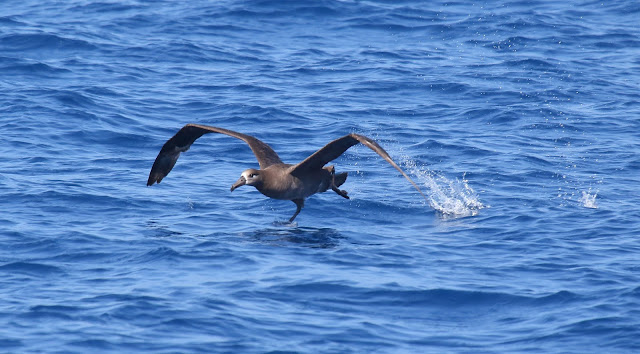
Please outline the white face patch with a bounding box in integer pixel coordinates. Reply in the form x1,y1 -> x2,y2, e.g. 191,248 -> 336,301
242,170 -> 260,185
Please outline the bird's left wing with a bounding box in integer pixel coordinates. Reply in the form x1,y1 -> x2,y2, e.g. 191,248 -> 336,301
290,134 -> 428,201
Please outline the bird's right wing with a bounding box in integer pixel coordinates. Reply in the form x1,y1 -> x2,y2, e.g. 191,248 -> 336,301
147,124 -> 283,186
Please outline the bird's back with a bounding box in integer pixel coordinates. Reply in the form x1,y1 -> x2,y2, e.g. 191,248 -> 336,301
256,164 -> 331,201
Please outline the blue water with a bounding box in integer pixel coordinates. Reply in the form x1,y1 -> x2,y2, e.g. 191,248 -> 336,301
1,0 -> 639,352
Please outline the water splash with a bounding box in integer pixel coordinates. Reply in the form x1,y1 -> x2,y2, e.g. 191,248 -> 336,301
402,159 -> 485,218
554,173 -> 602,209
578,190 -> 598,209
351,131 -> 484,218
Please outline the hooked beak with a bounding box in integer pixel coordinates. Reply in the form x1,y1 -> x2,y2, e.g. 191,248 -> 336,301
230,176 -> 246,192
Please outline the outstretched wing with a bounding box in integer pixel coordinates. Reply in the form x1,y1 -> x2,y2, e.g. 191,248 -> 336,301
290,133 -> 428,201
147,124 -> 283,186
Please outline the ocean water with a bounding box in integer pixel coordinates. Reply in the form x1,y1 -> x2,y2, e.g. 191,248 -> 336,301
1,0 -> 639,352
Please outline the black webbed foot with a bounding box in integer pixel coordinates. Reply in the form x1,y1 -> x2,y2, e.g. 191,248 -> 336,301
332,186 -> 350,199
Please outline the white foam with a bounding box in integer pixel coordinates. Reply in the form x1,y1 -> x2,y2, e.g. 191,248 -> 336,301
348,132 -> 484,218
578,190 -> 598,209
402,158 -> 485,218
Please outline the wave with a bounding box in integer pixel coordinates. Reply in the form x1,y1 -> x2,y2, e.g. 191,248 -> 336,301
258,282 -> 580,309
0,33 -> 97,52
0,58 -> 71,76
0,261 -> 65,276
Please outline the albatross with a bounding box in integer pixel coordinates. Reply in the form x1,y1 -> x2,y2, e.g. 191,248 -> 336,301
147,124 -> 427,222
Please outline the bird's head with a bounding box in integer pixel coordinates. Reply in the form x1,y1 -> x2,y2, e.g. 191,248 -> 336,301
230,168 -> 262,191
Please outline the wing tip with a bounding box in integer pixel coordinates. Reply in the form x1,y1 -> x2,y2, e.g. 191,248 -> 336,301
147,170 -> 165,186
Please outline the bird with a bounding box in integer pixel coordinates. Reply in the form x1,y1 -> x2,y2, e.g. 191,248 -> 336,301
147,124 -> 427,222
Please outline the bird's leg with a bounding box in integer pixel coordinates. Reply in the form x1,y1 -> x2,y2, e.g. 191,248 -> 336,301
289,199 -> 304,222
328,165 -> 349,199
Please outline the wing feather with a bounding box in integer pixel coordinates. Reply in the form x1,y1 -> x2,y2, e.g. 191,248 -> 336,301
147,124 -> 282,186
290,134 -> 428,201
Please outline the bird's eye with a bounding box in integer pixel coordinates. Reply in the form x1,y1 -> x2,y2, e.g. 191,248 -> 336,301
249,173 -> 257,178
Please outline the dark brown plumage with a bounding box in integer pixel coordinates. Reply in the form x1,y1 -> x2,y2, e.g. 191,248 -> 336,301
148,124 -> 427,222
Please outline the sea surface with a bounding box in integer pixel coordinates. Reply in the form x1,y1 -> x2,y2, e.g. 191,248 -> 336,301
1,1 -> 639,353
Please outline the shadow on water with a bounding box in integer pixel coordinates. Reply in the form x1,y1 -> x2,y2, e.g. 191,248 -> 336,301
145,220 -> 185,238
145,219 -> 344,248
243,225 -> 345,249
